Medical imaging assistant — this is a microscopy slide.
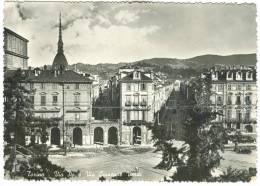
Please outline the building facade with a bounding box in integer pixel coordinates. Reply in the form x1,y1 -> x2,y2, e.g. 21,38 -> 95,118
208,65 -> 257,134
4,27 -> 29,70
120,70 -> 154,145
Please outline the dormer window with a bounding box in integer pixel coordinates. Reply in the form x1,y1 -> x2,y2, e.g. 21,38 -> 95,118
227,71 -> 233,80
133,71 -> 141,80
236,71 -> 242,80
212,72 -> 218,81
246,72 -> 253,80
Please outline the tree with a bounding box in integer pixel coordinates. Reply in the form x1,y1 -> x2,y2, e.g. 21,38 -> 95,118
4,69 -> 34,145
152,73 -> 230,181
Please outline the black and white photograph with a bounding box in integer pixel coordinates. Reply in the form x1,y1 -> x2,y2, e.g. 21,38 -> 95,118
1,0 -> 258,183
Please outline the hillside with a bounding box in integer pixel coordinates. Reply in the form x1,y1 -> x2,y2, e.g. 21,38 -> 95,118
69,53 -> 257,79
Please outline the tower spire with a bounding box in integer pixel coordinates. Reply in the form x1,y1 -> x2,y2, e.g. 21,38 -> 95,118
58,12 -> 63,53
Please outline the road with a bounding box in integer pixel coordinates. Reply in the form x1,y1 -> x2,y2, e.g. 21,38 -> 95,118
49,146 -> 256,181
49,146 -> 173,181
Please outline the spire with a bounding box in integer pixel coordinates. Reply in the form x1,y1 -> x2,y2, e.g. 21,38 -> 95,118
57,12 -> 64,53
52,12 -> 68,70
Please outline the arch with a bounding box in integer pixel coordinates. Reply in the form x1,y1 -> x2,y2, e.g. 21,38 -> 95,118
245,125 -> 253,133
94,127 -> 104,144
133,126 -> 141,145
73,127 -> 82,145
108,127 -> 118,145
51,127 -> 60,145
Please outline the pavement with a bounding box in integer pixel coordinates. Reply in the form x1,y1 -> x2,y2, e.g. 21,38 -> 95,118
48,146 -> 256,181
49,146 -> 174,181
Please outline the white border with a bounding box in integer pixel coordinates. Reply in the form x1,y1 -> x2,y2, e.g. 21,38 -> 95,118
0,0 -> 259,186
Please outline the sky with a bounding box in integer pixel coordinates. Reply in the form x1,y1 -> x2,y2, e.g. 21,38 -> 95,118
4,2 -> 257,67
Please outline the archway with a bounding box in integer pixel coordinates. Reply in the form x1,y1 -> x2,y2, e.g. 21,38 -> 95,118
108,127 -> 118,145
133,126 -> 141,145
94,127 -> 104,144
245,125 -> 253,133
51,127 -> 60,145
73,127 -> 82,145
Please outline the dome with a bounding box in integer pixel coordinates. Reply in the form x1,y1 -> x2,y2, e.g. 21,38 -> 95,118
52,52 -> 68,69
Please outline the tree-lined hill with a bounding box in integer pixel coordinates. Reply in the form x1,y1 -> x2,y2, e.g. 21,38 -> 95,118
68,53 -> 256,79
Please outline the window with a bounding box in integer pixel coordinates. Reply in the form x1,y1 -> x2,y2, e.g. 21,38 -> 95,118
140,83 -> 146,91
227,84 -> 232,90
237,85 -> 242,91
30,83 -> 34,90
245,96 -> 251,105
41,95 -> 46,106
29,96 -> 34,104
52,83 -> 57,89
75,113 -> 80,121
245,110 -> 251,122
218,84 -> 223,91
236,96 -> 241,105
126,84 -> 131,91
126,111 -> 131,122
40,83 -> 45,89
247,72 -> 252,79
228,72 -> 232,78
227,109 -> 232,121
217,96 -> 223,105
135,72 -> 139,78
133,95 -> 139,106
142,111 -> 147,121
227,95 -> 232,105
211,84 -> 216,91
134,84 -> 139,92
75,84 -> 79,90
246,84 -> 251,90
52,95 -> 58,106
218,110 -> 223,121
236,110 -> 242,122
74,94 -> 80,106
141,95 -> 147,106
134,111 -> 139,120
125,96 -> 131,106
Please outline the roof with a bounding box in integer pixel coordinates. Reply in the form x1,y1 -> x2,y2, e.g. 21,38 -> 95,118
28,70 -> 93,83
120,71 -> 153,83
5,69 -> 93,83
206,68 -> 256,82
